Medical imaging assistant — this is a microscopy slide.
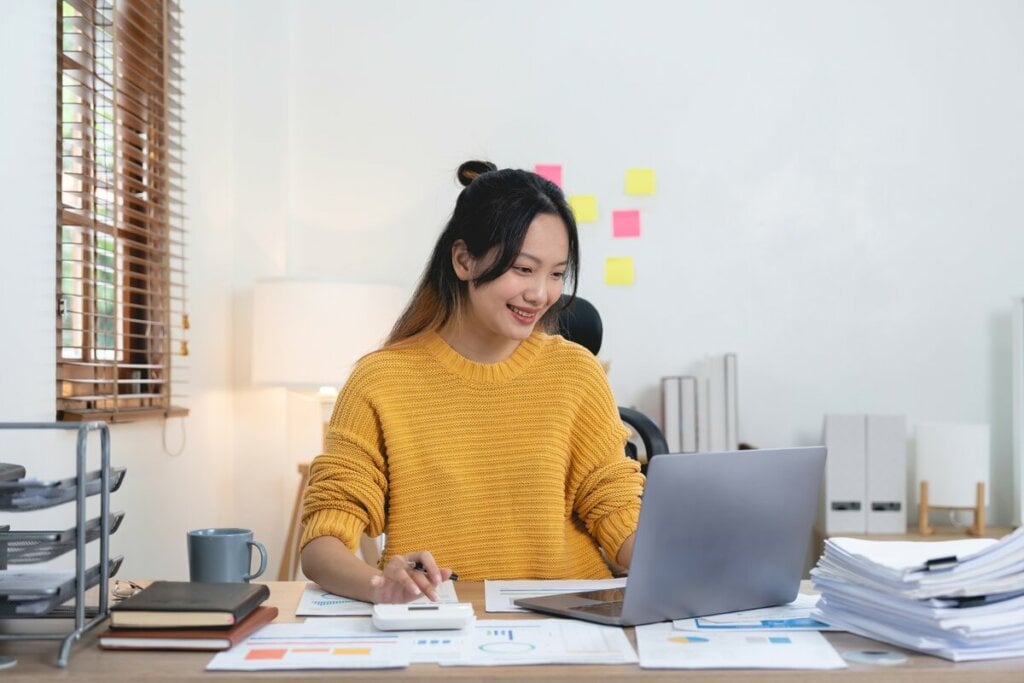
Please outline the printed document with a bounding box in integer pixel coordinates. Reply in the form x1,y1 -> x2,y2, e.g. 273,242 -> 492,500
672,594 -> 838,632
484,578 -> 627,612
206,616 -> 635,669
205,621 -> 411,671
446,618 -> 636,666
296,581 -> 459,616
636,622 -> 846,669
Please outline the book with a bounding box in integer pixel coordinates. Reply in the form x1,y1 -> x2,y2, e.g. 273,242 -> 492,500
100,605 -> 278,650
679,376 -> 698,453
705,355 -> 727,452
109,581 -> 269,629
660,376 -> 682,453
724,353 -> 738,450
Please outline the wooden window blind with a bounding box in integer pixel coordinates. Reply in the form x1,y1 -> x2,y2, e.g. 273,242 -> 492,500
57,0 -> 188,422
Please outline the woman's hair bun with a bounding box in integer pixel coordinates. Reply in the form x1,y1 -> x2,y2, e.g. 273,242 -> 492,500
456,160 -> 498,187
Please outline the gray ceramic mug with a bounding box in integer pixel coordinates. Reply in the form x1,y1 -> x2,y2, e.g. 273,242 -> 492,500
187,528 -> 267,583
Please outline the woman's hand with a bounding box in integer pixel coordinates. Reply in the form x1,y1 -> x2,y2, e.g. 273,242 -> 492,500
369,551 -> 455,603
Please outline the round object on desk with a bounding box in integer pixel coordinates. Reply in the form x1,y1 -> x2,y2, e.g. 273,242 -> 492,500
0,656 -> 16,670
841,649 -> 908,666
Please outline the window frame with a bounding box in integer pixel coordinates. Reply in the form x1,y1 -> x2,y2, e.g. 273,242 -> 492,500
56,0 -> 188,423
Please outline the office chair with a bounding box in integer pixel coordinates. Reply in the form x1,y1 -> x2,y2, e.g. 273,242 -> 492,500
555,295 -> 669,473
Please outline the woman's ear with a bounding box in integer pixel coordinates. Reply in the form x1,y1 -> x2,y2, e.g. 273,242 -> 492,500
451,240 -> 475,282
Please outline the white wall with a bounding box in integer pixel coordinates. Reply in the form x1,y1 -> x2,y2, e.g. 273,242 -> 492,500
3,0 -> 1022,586
273,0 -> 1024,523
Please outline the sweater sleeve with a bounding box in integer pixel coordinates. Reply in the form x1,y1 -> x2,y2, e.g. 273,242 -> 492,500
300,363 -> 389,552
567,353 -> 644,560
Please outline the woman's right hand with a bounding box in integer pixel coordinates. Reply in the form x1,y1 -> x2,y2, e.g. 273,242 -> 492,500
369,550 -> 454,603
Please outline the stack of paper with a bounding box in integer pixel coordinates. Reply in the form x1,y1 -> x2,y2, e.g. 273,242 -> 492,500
810,527 -> 1024,661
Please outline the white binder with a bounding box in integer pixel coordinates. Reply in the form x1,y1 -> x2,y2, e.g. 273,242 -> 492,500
680,376 -> 698,453
865,415 -> 907,534
820,414 -> 867,534
660,376 -> 682,453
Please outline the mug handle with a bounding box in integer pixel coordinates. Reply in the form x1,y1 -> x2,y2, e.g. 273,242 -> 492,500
245,540 -> 268,581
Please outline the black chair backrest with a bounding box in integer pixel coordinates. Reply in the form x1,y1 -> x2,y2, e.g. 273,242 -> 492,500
555,295 -> 669,473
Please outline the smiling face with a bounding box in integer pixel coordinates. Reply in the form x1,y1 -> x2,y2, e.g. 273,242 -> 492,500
447,212 -> 569,363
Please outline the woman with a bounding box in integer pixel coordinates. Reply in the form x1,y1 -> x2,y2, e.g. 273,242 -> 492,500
300,161 -> 644,603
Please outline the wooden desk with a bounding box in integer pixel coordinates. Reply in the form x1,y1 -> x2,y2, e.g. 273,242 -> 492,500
2,581 -> 1022,681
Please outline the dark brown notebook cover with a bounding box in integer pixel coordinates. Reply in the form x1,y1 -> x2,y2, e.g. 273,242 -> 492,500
100,605 -> 277,650
109,581 -> 269,629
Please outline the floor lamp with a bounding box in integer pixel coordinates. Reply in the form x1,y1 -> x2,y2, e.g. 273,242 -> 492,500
251,279 -> 405,580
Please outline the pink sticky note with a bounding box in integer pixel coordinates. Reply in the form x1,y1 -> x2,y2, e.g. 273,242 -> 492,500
534,164 -> 563,188
612,210 -> 641,238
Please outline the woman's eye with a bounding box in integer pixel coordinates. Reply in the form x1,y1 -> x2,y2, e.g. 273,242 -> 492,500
514,266 -> 531,274
552,272 -> 565,280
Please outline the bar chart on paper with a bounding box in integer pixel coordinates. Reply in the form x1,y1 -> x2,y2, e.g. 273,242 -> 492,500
205,623 -> 411,670
636,623 -> 846,669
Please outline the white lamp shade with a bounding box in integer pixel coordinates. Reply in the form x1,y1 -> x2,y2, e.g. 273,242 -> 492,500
251,280 -> 405,388
915,421 -> 990,507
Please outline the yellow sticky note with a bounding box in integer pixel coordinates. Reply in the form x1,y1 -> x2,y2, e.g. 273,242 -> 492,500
567,194 -> 598,223
604,257 -> 635,286
625,168 -> 656,196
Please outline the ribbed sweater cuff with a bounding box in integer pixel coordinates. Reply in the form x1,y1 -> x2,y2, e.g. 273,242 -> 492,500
300,508 -> 365,552
594,504 -> 640,561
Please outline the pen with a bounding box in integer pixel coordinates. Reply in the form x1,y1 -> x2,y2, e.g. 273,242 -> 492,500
407,560 -> 459,582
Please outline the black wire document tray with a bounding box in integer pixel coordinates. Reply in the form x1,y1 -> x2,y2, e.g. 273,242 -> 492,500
0,555 -> 123,616
0,467 -> 126,511
0,512 -> 125,564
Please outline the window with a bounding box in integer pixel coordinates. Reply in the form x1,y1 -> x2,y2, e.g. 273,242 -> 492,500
57,0 -> 188,422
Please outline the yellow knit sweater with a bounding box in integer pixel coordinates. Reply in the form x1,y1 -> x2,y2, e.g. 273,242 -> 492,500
301,330 -> 644,580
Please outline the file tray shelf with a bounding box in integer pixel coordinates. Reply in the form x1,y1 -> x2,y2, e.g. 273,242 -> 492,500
0,468 -> 126,511
0,422 -> 120,668
0,512 -> 124,564
0,556 -> 123,616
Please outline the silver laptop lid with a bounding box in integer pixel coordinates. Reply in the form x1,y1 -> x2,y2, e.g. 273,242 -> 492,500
620,446 -> 826,624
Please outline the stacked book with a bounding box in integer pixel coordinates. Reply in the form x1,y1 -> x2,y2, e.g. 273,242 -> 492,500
101,581 -> 276,651
661,353 -> 738,453
810,527 -> 1024,661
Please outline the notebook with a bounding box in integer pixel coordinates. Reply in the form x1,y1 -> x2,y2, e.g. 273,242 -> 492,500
109,581 -> 269,629
514,446 -> 826,626
100,606 -> 278,650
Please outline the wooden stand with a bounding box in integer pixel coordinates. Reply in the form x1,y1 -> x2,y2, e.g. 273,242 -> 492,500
278,461 -> 312,581
278,460 -> 383,581
918,480 -> 986,536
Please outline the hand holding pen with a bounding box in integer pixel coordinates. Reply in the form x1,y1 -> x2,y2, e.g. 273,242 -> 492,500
369,551 -> 457,604
407,560 -> 459,582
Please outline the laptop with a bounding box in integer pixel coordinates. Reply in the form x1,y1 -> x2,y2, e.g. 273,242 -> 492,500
514,446 -> 826,626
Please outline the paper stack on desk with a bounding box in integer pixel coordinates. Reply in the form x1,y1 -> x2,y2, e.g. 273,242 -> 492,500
810,527 -> 1024,661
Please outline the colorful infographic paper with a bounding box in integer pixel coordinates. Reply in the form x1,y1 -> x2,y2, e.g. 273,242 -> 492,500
636,623 -> 846,669
205,622 -> 410,671
448,619 -> 637,666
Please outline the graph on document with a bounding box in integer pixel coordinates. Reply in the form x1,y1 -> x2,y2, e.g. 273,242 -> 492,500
452,620 -> 637,666
477,625 -> 539,654
205,623 -> 411,671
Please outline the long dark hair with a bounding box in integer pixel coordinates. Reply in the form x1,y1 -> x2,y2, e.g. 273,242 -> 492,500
386,160 -> 580,345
